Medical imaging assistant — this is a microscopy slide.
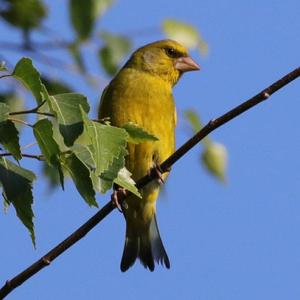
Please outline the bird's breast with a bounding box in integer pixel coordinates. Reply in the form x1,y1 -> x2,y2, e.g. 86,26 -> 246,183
99,68 -> 176,184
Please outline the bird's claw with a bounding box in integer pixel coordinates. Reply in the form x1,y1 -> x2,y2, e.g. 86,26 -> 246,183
111,187 -> 128,213
149,164 -> 165,185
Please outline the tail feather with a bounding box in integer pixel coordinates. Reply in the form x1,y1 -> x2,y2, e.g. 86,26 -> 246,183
120,214 -> 170,272
150,215 -> 170,268
139,235 -> 155,271
120,236 -> 139,272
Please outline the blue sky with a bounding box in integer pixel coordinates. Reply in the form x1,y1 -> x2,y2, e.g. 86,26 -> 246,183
1,0 -> 300,299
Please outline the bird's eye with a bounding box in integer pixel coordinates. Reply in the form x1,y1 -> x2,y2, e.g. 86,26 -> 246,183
165,47 -> 179,58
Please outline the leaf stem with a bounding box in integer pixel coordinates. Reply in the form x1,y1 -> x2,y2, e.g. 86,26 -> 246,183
0,66 -> 300,298
8,118 -> 33,128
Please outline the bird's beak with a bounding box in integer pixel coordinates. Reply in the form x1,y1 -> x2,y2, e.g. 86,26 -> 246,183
175,56 -> 200,72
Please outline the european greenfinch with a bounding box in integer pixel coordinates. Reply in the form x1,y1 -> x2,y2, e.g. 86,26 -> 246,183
98,40 -> 199,271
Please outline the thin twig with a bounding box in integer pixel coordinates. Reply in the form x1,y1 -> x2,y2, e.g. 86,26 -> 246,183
30,50 -> 78,73
0,74 -> 11,80
31,111 -> 54,117
21,153 -> 44,161
32,40 -> 70,50
0,66 -> 300,299
20,142 -> 37,151
9,100 -> 54,117
0,40 -> 70,51
0,41 -> 78,73
0,153 -> 44,161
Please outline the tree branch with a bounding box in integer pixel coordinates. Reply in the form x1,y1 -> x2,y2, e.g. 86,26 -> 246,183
1,66 -> 299,299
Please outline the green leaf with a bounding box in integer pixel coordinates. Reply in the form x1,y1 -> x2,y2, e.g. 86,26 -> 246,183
0,93 -> 28,146
50,120 -> 69,152
33,119 -> 64,188
0,102 -> 10,122
99,147 -> 127,193
81,107 -> 128,175
0,61 -> 7,72
72,144 -> 103,193
94,0 -> 114,16
99,32 -> 131,76
185,110 -> 227,182
99,147 -> 140,197
72,144 -> 95,170
42,162 -> 61,190
61,153 -> 97,207
70,0 -> 114,41
184,109 -> 210,147
68,42 -> 86,73
0,92 -> 25,115
13,57 -> 48,105
184,110 -> 203,133
70,0 -> 94,41
3,192 -> 10,212
41,77 -> 73,95
33,119 -> 60,165
114,167 -> 141,198
91,123 -> 128,175
202,142 -> 227,182
0,157 -> 36,245
122,122 -> 158,144
162,19 -> 208,55
0,120 -> 21,160
78,110 -> 134,195
0,92 -> 27,130
0,0 -> 47,31
48,93 -> 90,147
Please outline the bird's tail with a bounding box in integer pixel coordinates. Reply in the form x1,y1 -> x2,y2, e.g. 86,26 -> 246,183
120,214 -> 170,272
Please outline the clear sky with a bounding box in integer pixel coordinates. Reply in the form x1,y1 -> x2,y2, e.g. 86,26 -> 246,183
1,0 -> 300,299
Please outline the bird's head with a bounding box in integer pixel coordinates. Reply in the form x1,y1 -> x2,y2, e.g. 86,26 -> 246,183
125,39 -> 200,86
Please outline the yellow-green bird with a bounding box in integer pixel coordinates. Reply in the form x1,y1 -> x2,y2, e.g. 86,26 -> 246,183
98,40 -> 199,271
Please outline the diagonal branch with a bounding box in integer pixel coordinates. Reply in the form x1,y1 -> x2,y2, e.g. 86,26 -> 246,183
0,66 -> 299,299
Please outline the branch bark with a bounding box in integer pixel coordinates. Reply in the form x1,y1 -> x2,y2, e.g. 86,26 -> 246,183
0,66 -> 299,299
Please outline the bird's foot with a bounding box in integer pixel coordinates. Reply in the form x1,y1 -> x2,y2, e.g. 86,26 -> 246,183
111,186 -> 128,212
149,164 -> 166,185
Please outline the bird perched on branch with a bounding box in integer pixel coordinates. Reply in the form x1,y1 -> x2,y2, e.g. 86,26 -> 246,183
98,39 -> 199,271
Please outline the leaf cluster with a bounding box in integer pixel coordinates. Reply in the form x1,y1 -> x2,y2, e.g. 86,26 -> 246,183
0,58 -> 157,244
